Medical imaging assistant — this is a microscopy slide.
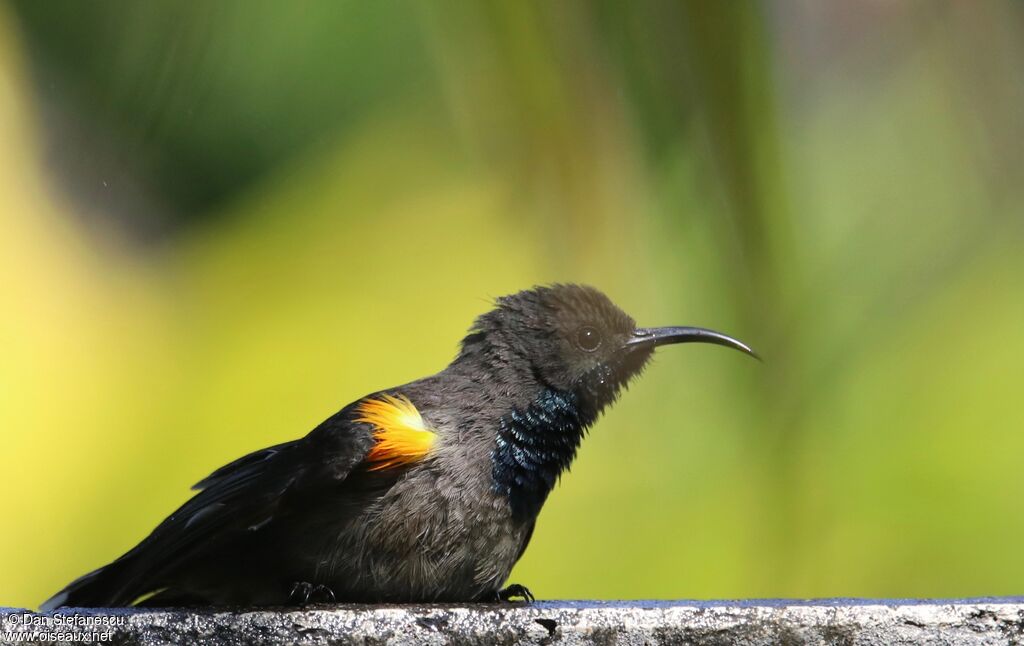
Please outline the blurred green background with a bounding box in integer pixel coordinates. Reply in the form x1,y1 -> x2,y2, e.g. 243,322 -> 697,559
2,2 -> 1022,609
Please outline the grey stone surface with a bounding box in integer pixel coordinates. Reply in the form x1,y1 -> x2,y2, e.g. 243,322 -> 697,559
2,599 -> 1023,645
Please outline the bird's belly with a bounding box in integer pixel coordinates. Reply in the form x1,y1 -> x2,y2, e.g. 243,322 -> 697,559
311,469 -> 525,602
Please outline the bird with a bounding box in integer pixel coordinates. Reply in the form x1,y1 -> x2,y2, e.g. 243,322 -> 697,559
42,284 -> 757,609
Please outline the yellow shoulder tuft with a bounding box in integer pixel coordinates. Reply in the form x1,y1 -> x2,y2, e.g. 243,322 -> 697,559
356,394 -> 436,471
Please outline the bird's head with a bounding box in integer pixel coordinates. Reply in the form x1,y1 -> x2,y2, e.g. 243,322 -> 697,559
457,284 -> 757,415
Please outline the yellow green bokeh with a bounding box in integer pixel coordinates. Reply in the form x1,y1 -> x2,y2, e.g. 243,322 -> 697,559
1,2 -> 1022,609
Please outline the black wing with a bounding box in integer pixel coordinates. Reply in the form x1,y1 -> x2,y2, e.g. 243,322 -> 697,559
42,405 -> 374,609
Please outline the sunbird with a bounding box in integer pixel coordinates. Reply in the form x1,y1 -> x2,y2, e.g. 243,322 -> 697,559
44,284 -> 756,608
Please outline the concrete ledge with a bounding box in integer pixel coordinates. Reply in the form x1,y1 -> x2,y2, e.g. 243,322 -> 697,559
2,599 -> 1023,645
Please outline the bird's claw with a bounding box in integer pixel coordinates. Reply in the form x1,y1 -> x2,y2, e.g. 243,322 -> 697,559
495,583 -> 534,602
289,581 -> 336,605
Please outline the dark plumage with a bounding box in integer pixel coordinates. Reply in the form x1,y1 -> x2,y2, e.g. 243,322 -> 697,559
43,284 -> 756,609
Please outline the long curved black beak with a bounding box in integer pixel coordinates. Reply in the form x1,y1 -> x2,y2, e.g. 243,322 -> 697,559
626,326 -> 760,360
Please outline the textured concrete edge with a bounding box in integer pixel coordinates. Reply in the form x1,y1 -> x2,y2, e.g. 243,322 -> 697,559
2,599 -> 1023,645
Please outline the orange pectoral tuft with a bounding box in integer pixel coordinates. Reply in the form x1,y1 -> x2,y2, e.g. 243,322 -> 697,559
356,394 -> 436,471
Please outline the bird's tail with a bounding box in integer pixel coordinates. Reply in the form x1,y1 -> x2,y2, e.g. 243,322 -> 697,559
40,557 -> 139,611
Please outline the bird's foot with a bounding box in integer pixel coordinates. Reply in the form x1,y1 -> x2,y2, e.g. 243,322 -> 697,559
491,583 -> 534,602
289,581 -> 336,605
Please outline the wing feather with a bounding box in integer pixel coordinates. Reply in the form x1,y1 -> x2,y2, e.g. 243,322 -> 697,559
43,403 -> 375,608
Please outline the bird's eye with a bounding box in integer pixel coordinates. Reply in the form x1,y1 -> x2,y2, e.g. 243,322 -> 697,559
575,326 -> 602,352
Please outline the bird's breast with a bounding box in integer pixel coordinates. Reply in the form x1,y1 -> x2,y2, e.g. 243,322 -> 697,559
489,387 -> 593,522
